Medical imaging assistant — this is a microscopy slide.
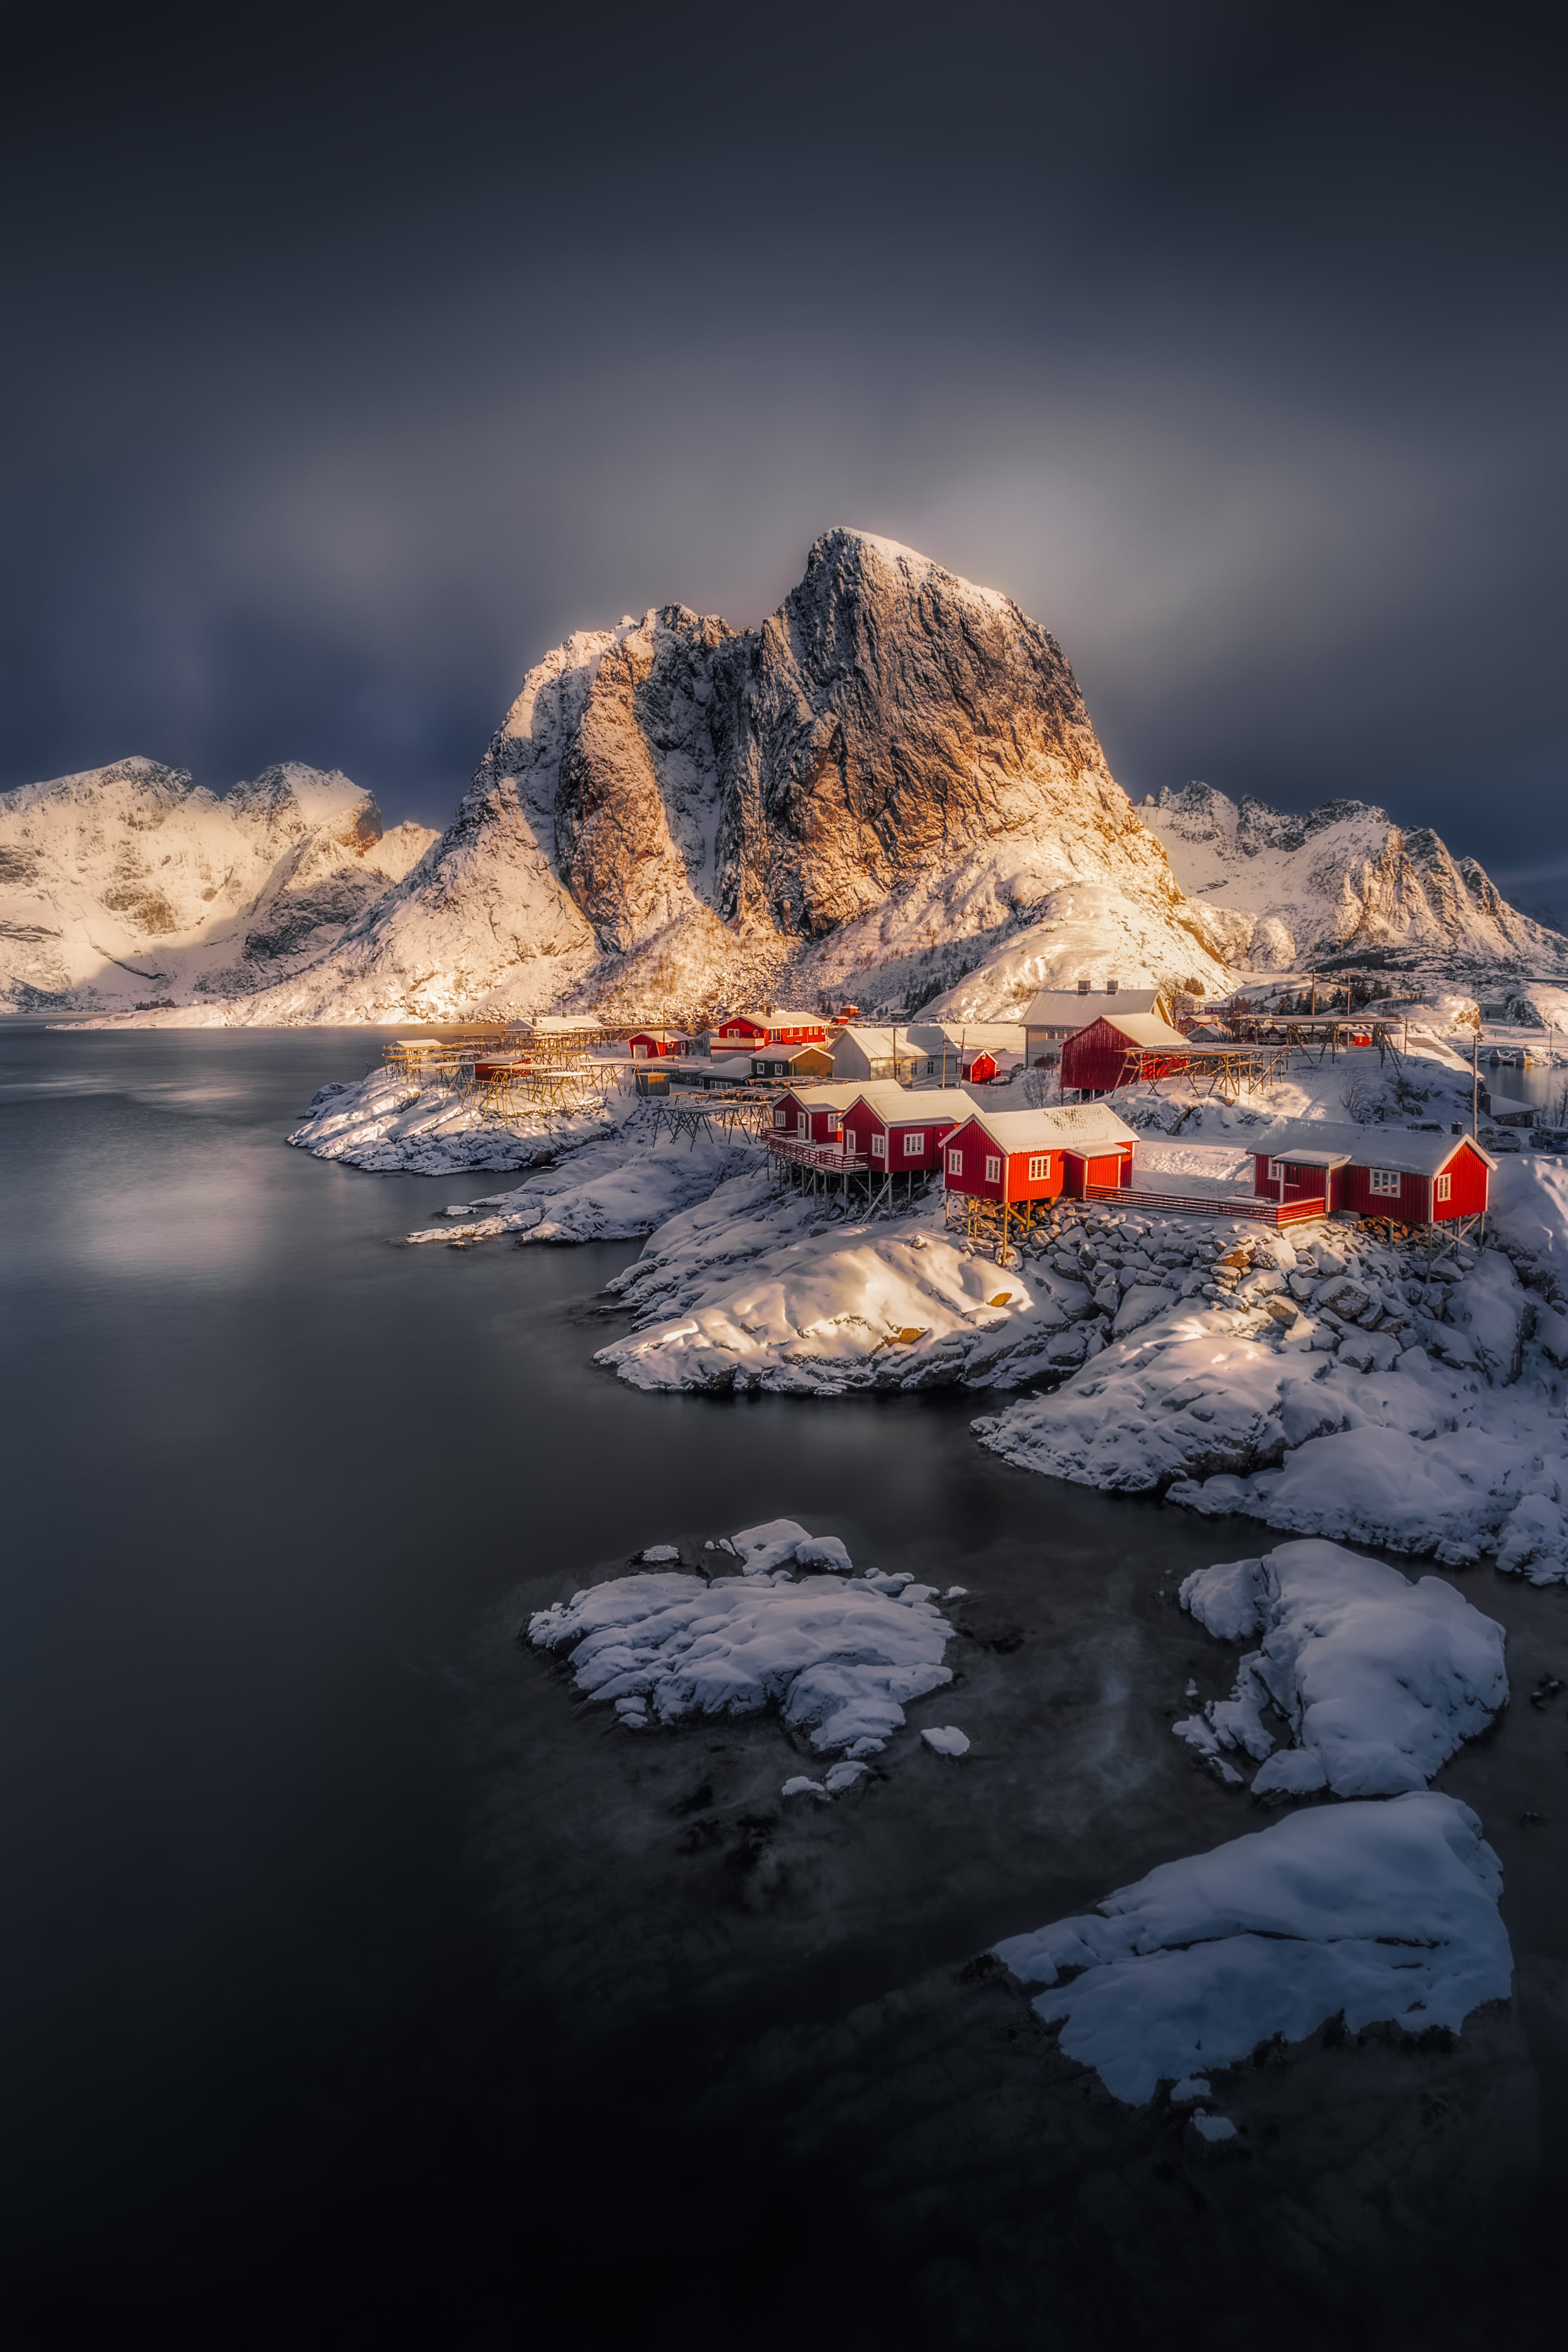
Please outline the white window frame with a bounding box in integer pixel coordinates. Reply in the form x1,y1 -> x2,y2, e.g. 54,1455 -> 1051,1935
1267,1158 -> 1284,1180
872,1133 -> 887,1160
827,1115 -> 842,1136
984,1153 -> 1002,1182
946,1147 -> 963,1176
903,1131 -> 925,1156
1027,1155 -> 1049,1180
1368,1168 -> 1401,1197
1435,1172 -> 1452,1202
773,1106 -> 787,1127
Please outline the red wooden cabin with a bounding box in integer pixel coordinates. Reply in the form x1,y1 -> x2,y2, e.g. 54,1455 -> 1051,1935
1252,1126 -> 1495,1225
771,1083 -> 861,1145
712,1008 -> 828,1052
942,1104 -> 1137,1204
1061,1011 -> 1193,1096
840,1083 -> 976,1173
628,1030 -> 692,1059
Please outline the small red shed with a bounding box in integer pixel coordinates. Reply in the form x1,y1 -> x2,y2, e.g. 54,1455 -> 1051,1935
771,1082 -> 862,1145
840,1083 -> 977,1174
1252,1125 -> 1496,1225
628,1030 -> 692,1059
942,1103 -> 1137,1204
1061,1011 -> 1193,1096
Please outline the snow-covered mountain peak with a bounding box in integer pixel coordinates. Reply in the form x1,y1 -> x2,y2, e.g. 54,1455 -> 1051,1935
0,755 -> 438,1013
1141,782 -> 1566,975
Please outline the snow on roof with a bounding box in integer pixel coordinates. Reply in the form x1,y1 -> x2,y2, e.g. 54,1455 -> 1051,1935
1257,1121 -> 1497,1175
834,1025 -> 920,1052
780,1082 -> 861,1108
724,1007 -> 822,1028
1022,987 -> 1160,1025
904,1021 -> 1026,1052
961,1103 -> 1137,1152
1084,1011 -> 1193,1051
751,1038 -> 831,1059
848,1083 -> 978,1123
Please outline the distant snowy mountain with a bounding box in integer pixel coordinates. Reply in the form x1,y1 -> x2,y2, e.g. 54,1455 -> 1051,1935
0,758 -> 436,1013
1140,783 -> 1567,975
215,530 -> 1233,1027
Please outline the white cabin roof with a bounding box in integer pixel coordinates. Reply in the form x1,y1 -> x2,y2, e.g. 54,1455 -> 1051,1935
1257,1122 -> 1498,1176
958,1102 -> 1138,1153
1023,988 -> 1160,1026
1075,1011 -> 1192,1052
847,1083 -> 978,1124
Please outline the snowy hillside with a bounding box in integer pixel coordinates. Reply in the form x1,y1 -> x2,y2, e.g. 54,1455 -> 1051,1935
192,530 -> 1233,1028
1142,782 -> 1567,975
0,756 -> 436,1014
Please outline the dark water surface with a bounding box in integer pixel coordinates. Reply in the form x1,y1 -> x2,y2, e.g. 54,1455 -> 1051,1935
2,1029 -> 1565,2351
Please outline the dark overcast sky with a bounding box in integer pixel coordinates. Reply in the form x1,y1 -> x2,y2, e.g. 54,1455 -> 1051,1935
3,0 -> 1564,901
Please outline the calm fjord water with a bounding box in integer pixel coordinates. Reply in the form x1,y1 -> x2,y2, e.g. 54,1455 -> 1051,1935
2,1029 -> 1563,2350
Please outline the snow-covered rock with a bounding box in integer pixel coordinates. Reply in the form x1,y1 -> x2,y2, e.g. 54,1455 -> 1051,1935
594,1178 -> 1091,1396
1174,1540 -> 1507,1797
1141,781 -> 1566,975
0,756 -> 436,1014
992,1793 -> 1511,2104
288,1064 -> 622,1176
527,1526 -> 957,1755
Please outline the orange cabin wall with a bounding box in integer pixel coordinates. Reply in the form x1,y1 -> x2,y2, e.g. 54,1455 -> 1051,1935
1061,1146 -> 1133,1198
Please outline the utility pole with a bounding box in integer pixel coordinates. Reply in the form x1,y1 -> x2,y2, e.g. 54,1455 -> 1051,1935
1472,1023 -> 1479,1140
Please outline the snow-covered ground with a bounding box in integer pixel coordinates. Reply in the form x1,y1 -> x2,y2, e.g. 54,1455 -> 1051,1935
402,1123 -> 759,1246
974,1219 -> 1568,1580
288,1063 -> 628,1176
527,1519 -> 965,1767
1173,1539 -> 1507,1797
992,1793 -> 1510,2106
594,1176 -> 1099,1395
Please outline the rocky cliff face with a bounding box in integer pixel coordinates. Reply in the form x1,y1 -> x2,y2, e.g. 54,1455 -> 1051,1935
1141,782 -> 1565,974
227,532 -> 1232,1026
0,757 -> 435,1011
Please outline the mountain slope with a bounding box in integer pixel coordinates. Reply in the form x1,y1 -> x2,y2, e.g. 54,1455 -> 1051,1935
224,531 -> 1231,1026
1141,783 -> 1568,974
0,758 -> 436,1012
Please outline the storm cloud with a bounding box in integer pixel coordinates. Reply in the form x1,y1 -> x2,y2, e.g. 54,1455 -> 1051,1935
3,0 -> 1563,904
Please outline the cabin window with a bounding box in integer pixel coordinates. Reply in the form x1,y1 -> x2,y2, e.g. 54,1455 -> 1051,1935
985,1153 -> 1002,1181
872,1134 -> 886,1159
947,1147 -> 963,1175
1436,1173 -> 1452,1202
773,1106 -> 787,1127
903,1131 -> 925,1155
926,1058 -> 937,1075
1267,1158 -> 1284,1179
828,1116 -> 842,1136
1369,1168 -> 1401,1197
1027,1155 -> 1050,1180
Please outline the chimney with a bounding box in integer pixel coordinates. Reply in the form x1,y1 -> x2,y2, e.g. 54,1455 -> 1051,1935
1077,977 -> 1090,994
1106,977 -> 1118,994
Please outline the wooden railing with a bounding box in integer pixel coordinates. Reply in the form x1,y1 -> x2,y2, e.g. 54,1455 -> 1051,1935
1106,1185 -> 1327,1226
765,1133 -> 870,1173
